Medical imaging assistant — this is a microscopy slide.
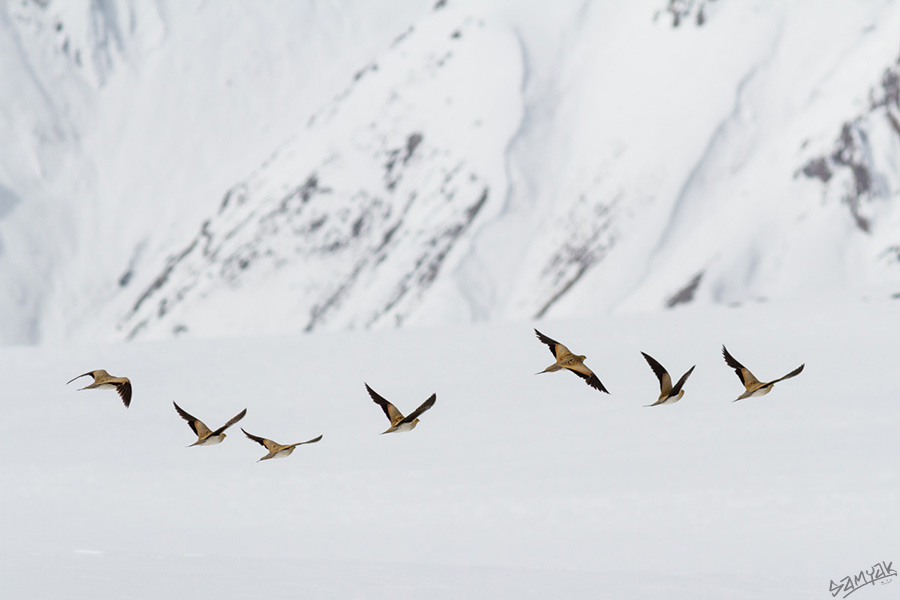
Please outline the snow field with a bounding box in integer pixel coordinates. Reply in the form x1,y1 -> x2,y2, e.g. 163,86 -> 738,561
2,299 -> 897,598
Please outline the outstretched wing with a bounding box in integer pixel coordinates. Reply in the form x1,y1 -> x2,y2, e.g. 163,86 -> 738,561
366,383 -> 405,426
292,434 -> 323,447
534,329 -> 571,360
768,363 -> 805,386
641,352 -> 672,394
113,380 -> 132,408
66,371 -> 95,385
173,402 -> 210,438
565,362 -> 610,394
242,428 -> 278,452
401,394 -> 436,424
722,345 -> 759,389
670,365 -> 696,396
214,408 -> 247,435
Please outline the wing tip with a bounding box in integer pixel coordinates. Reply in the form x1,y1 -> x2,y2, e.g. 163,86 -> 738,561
589,373 -> 610,394
365,383 -> 386,404
66,371 -> 93,385
118,381 -> 132,408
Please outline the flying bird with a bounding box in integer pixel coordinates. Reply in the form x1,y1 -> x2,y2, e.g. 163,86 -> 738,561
365,383 -> 436,434
241,428 -> 323,461
66,370 -> 132,408
641,352 -> 695,406
173,402 -> 247,446
534,329 -> 609,393
722,345 -> 804,401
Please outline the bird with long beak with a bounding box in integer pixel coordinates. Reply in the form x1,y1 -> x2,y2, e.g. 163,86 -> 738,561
722,345 -> 804,401
365,383 -> 436,434
67,370 -> 132,408
534,329 -> 609,393
173,402 -> 247,446
241,428 -> 322,461
641,352 -> 695,406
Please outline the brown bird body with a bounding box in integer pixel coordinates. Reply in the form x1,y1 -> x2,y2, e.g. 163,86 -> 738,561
722,345 -> 804,401
67,370 -> 132,408
641,352 -> 695,406
534,329 -> 609,393
366,383 -> 436,434
173,402 -> 247,446
242,428 -> 323,461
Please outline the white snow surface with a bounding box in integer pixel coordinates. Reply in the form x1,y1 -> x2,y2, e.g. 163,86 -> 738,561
1,301 -> 898,598
1,1 -> 900,344
3,3 -> 898,597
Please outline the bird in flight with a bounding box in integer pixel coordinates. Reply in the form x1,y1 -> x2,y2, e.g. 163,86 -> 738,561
534,329 -> 609,393
641,352 -> 695,406
173,402 -> 247,446
365,383 -> 436,434
67,370 -> 132,408
241,428 -> 323,461
721,345 -> 804,401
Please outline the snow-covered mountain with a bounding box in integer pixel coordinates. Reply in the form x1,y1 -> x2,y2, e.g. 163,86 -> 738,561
1,0 -> 899,344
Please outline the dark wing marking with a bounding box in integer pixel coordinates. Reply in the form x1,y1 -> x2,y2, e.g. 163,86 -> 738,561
568,368 -> 610,394
366,383 -> 404,425
173,402 -> 201,436
66,371 -> 94,385
401,393 -> 437,424
722,345 -> 749,385
214,408 -> 247,435
115,380 -> 132,408
670,365 -> 696,396
641,352 -> 670,389
242,428 -> 269,448
769,363 -> 804,385
534,329 -> 561,359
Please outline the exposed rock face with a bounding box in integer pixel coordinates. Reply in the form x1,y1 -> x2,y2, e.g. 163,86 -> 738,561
800,59 -> 900,234
3,1 -> 900,344
116,11 -> 518,339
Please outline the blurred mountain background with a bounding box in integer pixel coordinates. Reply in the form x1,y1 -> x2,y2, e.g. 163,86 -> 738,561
2,0 -> 898,345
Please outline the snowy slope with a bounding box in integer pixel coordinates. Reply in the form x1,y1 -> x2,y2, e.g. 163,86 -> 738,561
2,0 -> 900,345
111,5 -> 522,340
1,302 -> 898,598
495,0 -> 900,317
0,0 -> 435,344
